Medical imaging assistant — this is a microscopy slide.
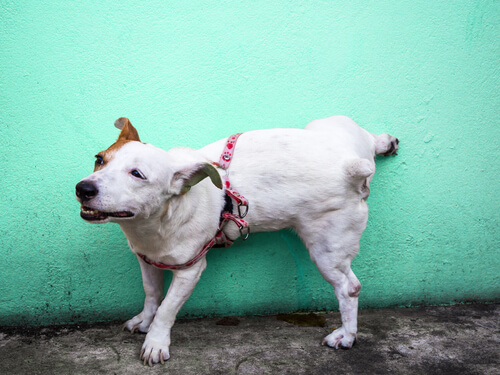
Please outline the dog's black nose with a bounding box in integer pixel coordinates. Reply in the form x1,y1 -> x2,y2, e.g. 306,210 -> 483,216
76,181 -> 98,201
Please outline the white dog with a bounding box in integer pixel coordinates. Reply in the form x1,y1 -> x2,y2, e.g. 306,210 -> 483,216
76,115 -> 398,365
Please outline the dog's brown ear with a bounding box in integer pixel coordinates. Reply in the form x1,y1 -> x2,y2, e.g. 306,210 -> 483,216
172,163 -> 223,195
114,117 -> 141,142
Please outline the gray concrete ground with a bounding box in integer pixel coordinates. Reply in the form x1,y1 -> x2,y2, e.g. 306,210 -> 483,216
0,304 -> 498,375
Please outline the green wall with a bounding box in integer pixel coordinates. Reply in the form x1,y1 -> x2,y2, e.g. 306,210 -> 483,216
1,1 -> 498,326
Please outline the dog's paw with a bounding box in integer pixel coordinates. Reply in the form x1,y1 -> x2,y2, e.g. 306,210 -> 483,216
321,327 -> 357,349
123,313 -> 153,334
140,336 -> 170,366
383,136 -> 399,156
375,133 -> 399,156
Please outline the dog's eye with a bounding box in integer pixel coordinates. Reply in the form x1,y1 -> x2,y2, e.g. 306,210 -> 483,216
95,155 -> 104,166
130,170 -> 146,180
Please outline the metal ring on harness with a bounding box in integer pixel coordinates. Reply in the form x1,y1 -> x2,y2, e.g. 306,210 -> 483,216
238,202 -> 249,218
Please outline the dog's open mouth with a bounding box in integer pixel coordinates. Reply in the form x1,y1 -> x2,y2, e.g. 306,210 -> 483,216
80,206 -> 134,221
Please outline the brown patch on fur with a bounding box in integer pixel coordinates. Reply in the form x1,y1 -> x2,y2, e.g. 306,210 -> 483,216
93,118 -> 141,172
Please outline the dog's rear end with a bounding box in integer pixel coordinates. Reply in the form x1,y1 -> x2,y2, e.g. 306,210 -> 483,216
198,116 -> 398,349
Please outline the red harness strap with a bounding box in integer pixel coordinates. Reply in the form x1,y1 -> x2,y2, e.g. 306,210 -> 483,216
138,133 -> 249,270
216,133 -> 250,225
137,238 -> 217,271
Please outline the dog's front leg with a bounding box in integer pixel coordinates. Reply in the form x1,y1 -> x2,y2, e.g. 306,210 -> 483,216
123,255 -> 164,333
140,258 -> 207,366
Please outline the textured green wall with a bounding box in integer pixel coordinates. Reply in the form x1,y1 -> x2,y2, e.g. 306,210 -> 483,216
1,1 -> 498,326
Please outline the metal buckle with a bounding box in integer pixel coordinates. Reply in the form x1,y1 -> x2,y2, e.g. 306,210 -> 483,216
222,213 -> 250,241
237,202 -> 249,218
239,225 -> 250,241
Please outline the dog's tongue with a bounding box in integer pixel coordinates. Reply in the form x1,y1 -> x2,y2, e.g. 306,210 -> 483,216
112,211 -> 133,217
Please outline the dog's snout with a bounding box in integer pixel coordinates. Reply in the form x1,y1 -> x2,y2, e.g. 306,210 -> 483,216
76,181 -> 99,201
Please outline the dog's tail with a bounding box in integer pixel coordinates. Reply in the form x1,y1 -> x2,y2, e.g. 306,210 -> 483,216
344,158 -> 374,200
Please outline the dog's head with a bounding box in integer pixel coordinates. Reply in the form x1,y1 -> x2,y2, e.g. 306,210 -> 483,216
75,118 -> 222,223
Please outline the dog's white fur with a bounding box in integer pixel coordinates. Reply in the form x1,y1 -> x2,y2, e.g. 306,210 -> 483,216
76,115 -> 398,365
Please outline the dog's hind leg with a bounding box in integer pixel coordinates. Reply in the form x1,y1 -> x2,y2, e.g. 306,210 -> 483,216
319,263 -> 361,349
373,133 -> 399,156
297,206 -> 367,349
123,254 -> 165,334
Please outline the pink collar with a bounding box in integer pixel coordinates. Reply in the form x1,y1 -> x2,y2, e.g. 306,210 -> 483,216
137,133 -> 249,270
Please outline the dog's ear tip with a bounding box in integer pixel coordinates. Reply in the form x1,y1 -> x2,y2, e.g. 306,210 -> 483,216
114,117 -> 130,130
114,117 -> 141,142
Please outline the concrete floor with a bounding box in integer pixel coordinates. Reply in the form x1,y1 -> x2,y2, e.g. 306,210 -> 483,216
0,304 -> 498,375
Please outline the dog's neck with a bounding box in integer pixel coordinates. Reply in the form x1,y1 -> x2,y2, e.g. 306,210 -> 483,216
118,179 -> 225,264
